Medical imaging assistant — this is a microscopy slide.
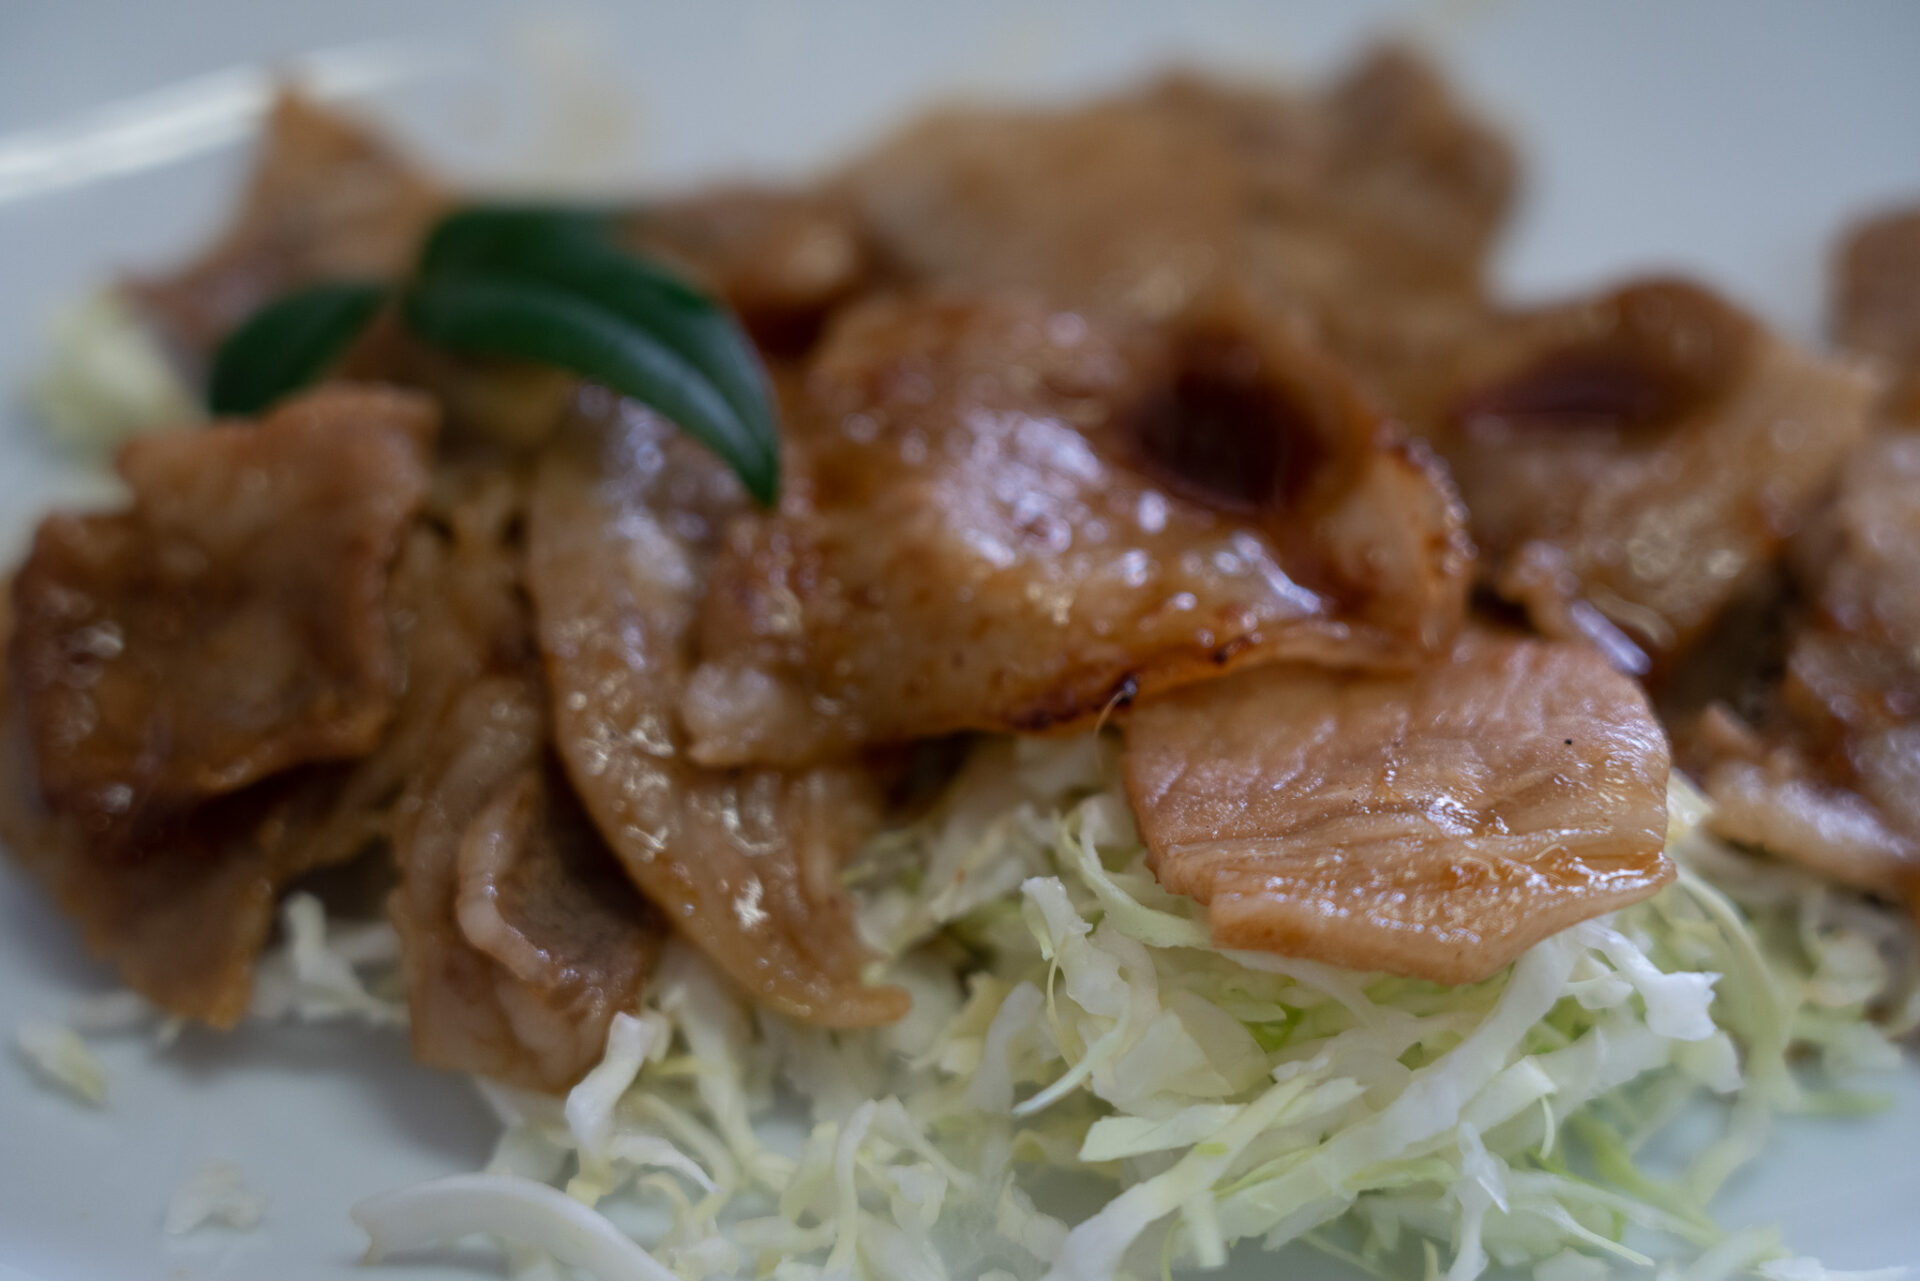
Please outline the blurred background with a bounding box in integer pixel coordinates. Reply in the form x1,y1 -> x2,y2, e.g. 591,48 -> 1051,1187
6,0 -> 1920,333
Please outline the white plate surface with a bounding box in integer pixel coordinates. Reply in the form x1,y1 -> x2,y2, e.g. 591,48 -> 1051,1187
3,3 -> 1920,1278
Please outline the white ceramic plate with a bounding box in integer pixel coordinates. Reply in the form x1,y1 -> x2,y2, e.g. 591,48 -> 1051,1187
3,3 -> 1920,1278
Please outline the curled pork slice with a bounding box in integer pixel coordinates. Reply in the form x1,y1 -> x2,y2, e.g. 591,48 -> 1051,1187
127,94 -> 444,370
1700,433 -> 1920,897
1122,632 -> 1673,984
392,672 -> 660,1093
309,456 -> 536,873
1411,278 -> 1872,672
527,404 -> 907,1027
0,402 -> 529,1027
0,691 -> 365,1026
682,294 -> 1469,768
9,386 -> 435,846
836,47 -> 1510,357
381,446 -> 667,1091
1834,205 -> 1920,417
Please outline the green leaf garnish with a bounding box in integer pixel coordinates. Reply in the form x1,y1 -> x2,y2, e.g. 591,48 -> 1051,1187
415,205 -> 615,277
206,281 -> 388,416
417,206 -> 778,456
405,273 -> 779,506
206,204 -> 782,505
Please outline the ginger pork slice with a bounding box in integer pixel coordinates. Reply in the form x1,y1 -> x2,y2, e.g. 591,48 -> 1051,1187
1697,431 -> 1920,899
681,293 -> 1470,770
126,93 -> 446,372
526,401 -> 907,1028
835,47 -> 1513,362
0,386 -> 436,1025
1122,631 -> 1673,984
391,671 -> 662,1093
10,385 -> 435,846
1834,204 -> 1920,419
1410,278 -> 1873,674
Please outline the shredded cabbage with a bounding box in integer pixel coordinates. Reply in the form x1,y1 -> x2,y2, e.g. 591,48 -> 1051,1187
355,735 -> 1913,1281
14,1018 -> 108,1106
14,891 -> 404,1119
164,1160 -> 268,1235
30,288 -> 196,452
20,734 -> 1904,1275
247,891 -> 407,1026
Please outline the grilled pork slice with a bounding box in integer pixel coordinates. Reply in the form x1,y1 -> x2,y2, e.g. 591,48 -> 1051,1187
127,94 -> 446,372
835,45 -> 1511,392
0,387 -> 439,1024
1700,432 -> 1920,897
1834,205 -> 1920,419
682,294 -> 1470,769
392,672 -> 660,1093
383,452 -> 666,1090
527,402 -> 907,1027
1122,632 -> 1673,984
1410,279 -> 1872,673
10,386 -> 434,847
0,702 -> 363,1027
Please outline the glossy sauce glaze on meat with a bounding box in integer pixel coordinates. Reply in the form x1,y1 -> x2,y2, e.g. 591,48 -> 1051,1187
527,403 -> 907,1026
682,293 -> 1469,768
5,48 -> 1915,1091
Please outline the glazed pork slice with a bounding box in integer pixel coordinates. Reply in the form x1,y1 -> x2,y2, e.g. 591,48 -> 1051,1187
0,697 -> 365,1026
527,401 -> 907,1027
382,448 -> 663,1091
392,672 -> 660,1093
1122,632 -> 1673,984
127,94 -> 446,371
9,386 -> 435,846
1409,278 -> 1873,673
681,294 -> 1470,768
1700,432 -> 1920,898
835,45 -> 1512,387
0,388 -> 468,1024
1834,205 -> 1920,418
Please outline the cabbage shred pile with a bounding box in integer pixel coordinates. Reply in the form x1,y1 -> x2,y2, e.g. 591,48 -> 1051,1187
346,734 -> 1916,1281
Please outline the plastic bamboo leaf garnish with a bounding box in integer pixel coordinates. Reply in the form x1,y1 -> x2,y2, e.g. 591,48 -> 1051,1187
206,281 -> 388,419
203,205 -> 781,505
